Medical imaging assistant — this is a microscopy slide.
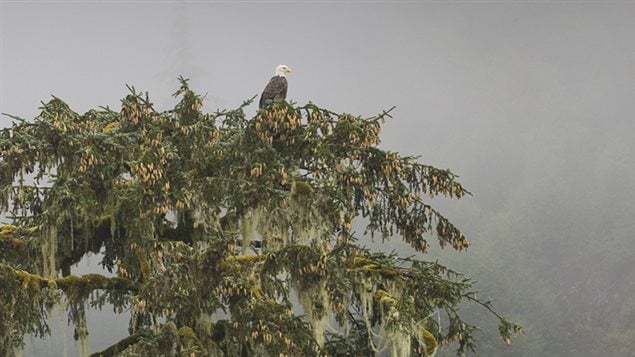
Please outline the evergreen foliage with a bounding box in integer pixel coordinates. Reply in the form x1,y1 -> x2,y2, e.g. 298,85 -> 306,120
0,78 -> 520,356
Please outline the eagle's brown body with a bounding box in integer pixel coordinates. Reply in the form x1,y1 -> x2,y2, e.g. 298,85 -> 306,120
259,75 -> 288,108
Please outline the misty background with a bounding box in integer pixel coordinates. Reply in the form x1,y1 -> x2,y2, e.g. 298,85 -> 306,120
1,2 -> 634,356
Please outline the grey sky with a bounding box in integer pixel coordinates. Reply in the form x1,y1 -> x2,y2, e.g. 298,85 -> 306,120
2,1 -> 634,356
2,2 -> 632,168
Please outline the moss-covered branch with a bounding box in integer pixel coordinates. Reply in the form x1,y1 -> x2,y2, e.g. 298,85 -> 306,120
3,264 -> 138,301
0,224 -> 37,247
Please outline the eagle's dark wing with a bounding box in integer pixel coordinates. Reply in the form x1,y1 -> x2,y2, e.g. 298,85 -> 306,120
259,76 -> 288,108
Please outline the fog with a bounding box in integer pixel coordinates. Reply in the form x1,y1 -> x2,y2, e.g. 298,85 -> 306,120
2,2 -> 634,356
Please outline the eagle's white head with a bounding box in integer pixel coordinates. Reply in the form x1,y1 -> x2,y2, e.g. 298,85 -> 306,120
275,65 -> 292,77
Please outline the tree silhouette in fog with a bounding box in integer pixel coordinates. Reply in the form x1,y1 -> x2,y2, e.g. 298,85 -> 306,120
0,79 -> 520,356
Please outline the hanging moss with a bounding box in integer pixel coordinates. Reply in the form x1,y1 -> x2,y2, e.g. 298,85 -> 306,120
416,325 -> 438,356
375,289 -> 400,308
291,180 -> 314,197
297,280 -> 329,348
177,325 -> 202,350
239,212 -> 255,253
41,224 -> 58,279
75,308 -> 90,357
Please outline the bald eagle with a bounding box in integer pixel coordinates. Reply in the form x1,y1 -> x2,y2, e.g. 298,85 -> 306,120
259,65 -> 292,108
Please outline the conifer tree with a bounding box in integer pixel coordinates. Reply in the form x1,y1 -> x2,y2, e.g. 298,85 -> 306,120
0,78 -> 520,356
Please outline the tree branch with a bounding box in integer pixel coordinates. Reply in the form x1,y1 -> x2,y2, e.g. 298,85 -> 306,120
2,264 -> 139,300
89,330 -> 151,357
